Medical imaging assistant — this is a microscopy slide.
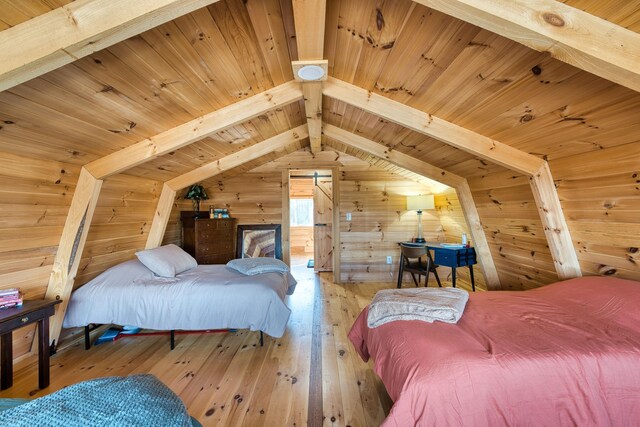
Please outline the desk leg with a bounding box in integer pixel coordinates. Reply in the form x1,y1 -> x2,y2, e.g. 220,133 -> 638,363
38,319 -> 50,389
1,332 -> 13,390
469,265 -> 475,292
451,267 -> 457,288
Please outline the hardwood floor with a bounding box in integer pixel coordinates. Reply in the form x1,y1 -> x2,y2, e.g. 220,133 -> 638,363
0,256 -> 393,426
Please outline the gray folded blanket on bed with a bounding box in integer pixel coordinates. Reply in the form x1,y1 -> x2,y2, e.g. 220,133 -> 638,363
226,257 -> 290,275
0,374 -> 193,427
367,287 -> 469,328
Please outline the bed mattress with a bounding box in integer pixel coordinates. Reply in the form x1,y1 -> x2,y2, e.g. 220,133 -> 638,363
64,259 -> 296,338
349,276 -> 640,426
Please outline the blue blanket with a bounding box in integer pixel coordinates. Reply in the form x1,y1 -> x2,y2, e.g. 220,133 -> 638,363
0,374 -> 193,426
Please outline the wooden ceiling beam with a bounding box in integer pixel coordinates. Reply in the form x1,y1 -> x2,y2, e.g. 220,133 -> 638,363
324,125 -> 501,290
86,81 -> 303,179
324,124 -> 464,188
292,0 -> 326,60
323,77 -> 544,176
413,0 -> 640,93
291,0 -> 327,154
145,126 -> 309,249
0,0 -> 219,92
166,125 -> 309,191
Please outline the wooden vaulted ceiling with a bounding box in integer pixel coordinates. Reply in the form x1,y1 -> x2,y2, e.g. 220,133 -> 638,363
0,0 -> 637,185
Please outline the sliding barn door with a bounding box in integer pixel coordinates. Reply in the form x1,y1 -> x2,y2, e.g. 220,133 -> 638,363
313,177 -> 333,272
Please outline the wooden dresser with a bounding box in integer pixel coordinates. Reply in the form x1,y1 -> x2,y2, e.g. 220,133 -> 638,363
181,211 -> 236,264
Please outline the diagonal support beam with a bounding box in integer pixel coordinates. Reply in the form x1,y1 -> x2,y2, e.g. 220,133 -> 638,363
323,77 -> 545,175
86,81 -> 303,178
145,184 -> 177,250
413,0 -> 640,93
323,125 -> 501,290
530,163 -> 581,279
145,125 -> 309,249
0,0 -> 219,92
45,168 -> 102,345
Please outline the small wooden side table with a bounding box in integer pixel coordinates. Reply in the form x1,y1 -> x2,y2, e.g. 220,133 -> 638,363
0,299 -> 61,390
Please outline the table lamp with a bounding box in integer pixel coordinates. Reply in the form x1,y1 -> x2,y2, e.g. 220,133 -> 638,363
407,194 -> 435,243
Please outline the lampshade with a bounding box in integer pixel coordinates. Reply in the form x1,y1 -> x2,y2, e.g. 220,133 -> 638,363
407,194 -> 435,211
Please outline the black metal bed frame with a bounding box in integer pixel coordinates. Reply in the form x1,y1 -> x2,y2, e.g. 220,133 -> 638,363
84,325 -> 264,350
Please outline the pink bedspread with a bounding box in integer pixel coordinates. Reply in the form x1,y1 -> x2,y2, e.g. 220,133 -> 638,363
348,277 -> 640,426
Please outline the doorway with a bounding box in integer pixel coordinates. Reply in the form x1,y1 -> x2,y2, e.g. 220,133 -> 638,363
288,170 -> 333,272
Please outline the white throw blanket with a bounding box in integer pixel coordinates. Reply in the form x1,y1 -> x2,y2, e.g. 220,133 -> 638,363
367,287 -> 469,328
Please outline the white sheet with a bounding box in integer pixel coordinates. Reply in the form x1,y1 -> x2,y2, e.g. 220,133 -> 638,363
63,259 -> 297,338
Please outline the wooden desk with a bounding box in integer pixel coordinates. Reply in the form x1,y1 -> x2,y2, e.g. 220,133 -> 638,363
0,299 -> 61,390
399,242 -> 477,291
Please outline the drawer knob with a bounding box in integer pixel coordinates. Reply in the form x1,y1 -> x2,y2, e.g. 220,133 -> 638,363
21,317 -> 29,323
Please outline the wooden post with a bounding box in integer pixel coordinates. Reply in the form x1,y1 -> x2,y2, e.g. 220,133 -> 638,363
44,167 -> 102,346
282,170 -> 291,266
145,184 -> 177,249
331,167 -> 341,284
529,162 -> 582,279
455,181 -> 501,290
302,81 -> 323,154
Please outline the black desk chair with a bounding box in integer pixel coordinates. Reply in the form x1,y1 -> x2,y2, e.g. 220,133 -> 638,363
397,244 -> 442,288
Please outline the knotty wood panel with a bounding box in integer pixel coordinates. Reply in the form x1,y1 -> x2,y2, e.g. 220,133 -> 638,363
0,0 -> 72,30
468,172 -> 559,290
164,172 -> 284,251
339,180 -> 444,283
74,174 -> 162,287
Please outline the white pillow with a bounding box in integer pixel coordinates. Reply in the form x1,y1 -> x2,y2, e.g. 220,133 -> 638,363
135,244 -> 197,277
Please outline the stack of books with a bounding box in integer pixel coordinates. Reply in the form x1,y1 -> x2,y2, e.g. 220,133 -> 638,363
0,288 -> 23,309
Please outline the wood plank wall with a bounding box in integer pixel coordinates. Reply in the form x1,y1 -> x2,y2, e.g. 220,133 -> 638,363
0,151 -> 75,359
339,177 -> 444,283
0,150 -> 163,360
164,172 -> 284,250
467,171 -> 558,290
75,174 -> 161,287
551,147 -> 640,281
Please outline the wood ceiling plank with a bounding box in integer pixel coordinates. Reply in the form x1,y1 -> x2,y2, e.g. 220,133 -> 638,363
0,0 -> 220,92
85,81 -> 303,179
413,0 -> 640,93
245,0 -> 295,85
323,77 -> 544,175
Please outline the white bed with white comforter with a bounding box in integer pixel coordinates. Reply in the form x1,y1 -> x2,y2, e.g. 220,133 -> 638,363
63,259 -> 297,338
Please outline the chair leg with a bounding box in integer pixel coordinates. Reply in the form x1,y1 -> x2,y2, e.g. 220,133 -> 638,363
410,273 -> 419,287
433,268 -> 442,288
